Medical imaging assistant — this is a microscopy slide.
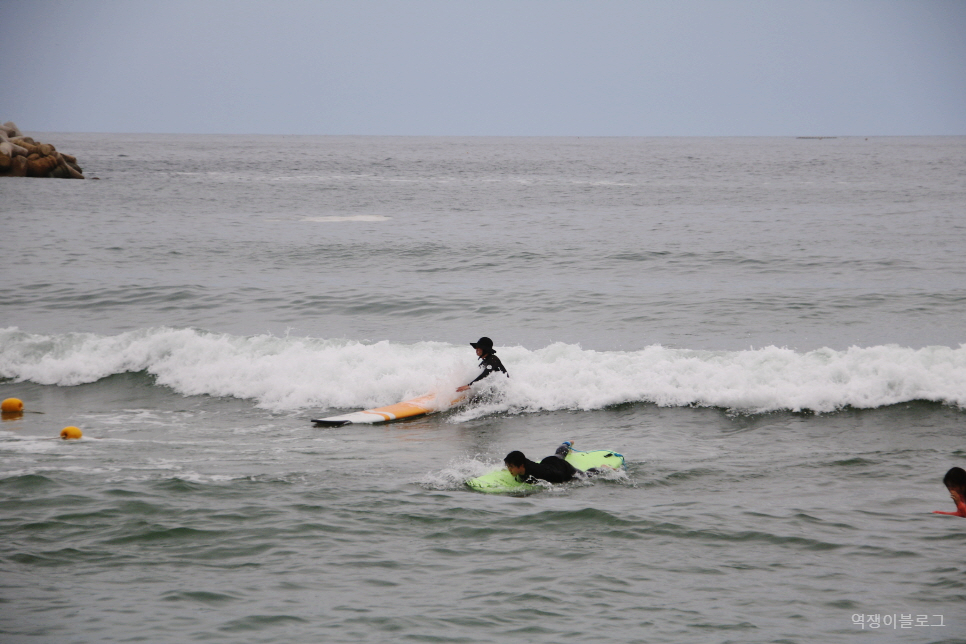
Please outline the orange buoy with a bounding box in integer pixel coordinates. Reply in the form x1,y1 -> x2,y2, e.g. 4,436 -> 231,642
60,426 -> 83,440
1,398 -> 23,413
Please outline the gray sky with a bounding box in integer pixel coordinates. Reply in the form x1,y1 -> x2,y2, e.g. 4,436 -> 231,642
2,0 -> 964,136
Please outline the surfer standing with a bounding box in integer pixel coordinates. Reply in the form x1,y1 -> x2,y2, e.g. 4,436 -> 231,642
933,467 -> 966,517
457,337 -> 508,392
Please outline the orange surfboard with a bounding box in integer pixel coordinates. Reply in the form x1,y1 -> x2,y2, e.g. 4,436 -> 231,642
312,391 -> 467,427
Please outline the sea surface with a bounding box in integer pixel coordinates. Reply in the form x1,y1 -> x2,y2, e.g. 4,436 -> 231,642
1,134 -> 965,643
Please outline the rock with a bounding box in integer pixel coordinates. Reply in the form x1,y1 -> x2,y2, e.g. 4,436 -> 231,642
0,140 -> 27,157
0,122 -> 83,178
1,121 -> 21,138
11,155 -> 27,177
12,138 -> 40,156
57,154 -> 84,179
27,154 -> 60,177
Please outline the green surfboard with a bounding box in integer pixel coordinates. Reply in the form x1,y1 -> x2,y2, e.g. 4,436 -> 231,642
466,448 -> 625,494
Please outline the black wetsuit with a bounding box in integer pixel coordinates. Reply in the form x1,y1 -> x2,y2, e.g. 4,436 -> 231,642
467,353 -> 508,387
518,455 -> 580,484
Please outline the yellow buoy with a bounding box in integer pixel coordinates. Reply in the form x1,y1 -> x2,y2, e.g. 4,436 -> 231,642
1,398 -> 24,413
60,426 -> 83,440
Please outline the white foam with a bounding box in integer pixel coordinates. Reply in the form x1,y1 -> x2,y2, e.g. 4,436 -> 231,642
419,456 -> 499,490
0,464 -> 124,479
2,327 -> 965,415
0,435 -> 62,454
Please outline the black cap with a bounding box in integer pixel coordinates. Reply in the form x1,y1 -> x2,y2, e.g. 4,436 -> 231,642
470,336 -> 494,353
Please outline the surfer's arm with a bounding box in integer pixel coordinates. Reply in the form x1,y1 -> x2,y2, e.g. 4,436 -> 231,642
457,372 -> 484,392
933,492 -> 966,516
468,368 -> 492,385
458,361 -> 498,390
933,501 -> 966,517
457,371 -> 486,392
457,355 -> 509,391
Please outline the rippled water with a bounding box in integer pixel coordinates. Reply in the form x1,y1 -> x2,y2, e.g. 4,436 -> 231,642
1,134 -> 965,643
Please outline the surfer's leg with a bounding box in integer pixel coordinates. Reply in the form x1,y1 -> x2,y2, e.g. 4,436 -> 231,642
554,441 -> 573,459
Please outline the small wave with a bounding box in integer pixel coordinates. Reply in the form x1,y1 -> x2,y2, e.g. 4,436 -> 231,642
1,327 -> 965,415
0,472 -> 60,490
300,215 -> 391,222
103,525 -> 224,545
219,614 -> 310,633
161,590 -> 241,605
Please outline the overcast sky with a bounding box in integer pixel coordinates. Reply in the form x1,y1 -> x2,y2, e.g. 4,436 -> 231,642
1,0 -> 964,136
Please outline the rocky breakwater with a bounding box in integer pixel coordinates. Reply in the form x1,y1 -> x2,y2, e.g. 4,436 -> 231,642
0,121 -> 84,179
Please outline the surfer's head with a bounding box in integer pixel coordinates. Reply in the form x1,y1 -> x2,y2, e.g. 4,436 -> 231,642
470,337 -> 494,356
504,450 -> 527,477
943,467 -> 966,500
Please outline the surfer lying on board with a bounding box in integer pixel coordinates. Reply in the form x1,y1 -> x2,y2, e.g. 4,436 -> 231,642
933,467 -> 966,517
456,337 -> 508,392
505,442 -> 598,485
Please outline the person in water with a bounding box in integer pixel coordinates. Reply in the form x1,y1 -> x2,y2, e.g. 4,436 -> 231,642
456,337 -> 508,392
505,441 -> 592,484
933,466 -> 966,517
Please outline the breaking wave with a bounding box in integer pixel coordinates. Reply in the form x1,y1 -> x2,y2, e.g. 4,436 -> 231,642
2,327 -> 965,415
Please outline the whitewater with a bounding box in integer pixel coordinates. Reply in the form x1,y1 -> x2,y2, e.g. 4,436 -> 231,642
3,327 -> 966,414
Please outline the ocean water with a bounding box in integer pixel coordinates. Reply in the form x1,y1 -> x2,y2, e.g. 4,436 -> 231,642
1,134 -> 965,643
